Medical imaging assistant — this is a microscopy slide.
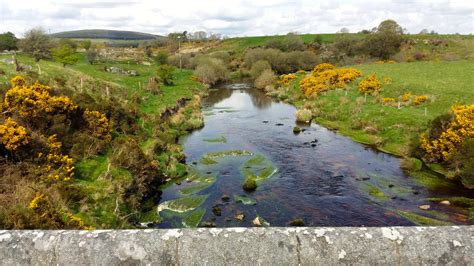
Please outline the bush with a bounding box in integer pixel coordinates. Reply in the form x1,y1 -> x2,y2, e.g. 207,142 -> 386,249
254,69 -> 276,89
265,33 -> 305,52
363,20 -> 403,59
358,74 -> 382,95
244,48 -> 319,74
295,109 -> 312,123
156,64 -> 175,85
250,60 -> 271,79
155,51 -> 168,65
194,58 -> 229,85
452,139 -> 474,188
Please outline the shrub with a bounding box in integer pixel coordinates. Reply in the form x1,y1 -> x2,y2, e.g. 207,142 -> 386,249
295,109 -> 312,123
299,64 -> 362,98
83,109 -> 112,142
358,74 -> 382,95
414,95 -> 428,105
250,60 -> 271,79
52,44 -> 79,67
194,58 -> 229,85
0,117 -> 29,151
156,64 -> 175,85
401,92 -> 412,102
420,104 -> 474,162
265,33 -> 305,52
255,69 -> 276,89
278,74 -> 297,86
155,51 -> 168,65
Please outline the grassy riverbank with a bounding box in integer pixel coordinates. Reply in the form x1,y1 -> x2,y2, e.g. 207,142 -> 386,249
0,53 -> 205,228
284,60 -> 474,156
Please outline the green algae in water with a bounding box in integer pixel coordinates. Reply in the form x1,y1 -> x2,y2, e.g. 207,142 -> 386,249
396,210 -> 452,226
157,194 -> 209,213
179,175 -> 216,195
203,136 -> 227,143
234,195 -> 257,205
203,149 -> 253,160
364,183 -> 390,201
241,154 -> 277,181
182,208 -> 206,227
200,157 -> 218,165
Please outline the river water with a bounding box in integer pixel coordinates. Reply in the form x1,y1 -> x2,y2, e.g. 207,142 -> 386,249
156,83 -> 472,228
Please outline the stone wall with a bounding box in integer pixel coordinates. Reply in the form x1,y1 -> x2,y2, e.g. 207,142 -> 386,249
1,226 -> 472,265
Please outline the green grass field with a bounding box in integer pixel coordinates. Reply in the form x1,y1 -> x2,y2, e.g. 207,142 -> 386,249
288,60 -> 474,156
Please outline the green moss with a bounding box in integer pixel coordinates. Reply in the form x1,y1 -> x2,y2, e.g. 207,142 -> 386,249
409,170 -> 457,190
397,210 -> 452,226
242,177 -> 257,191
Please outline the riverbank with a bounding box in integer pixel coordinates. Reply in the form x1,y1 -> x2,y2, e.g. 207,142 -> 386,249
0,53 -> 206,229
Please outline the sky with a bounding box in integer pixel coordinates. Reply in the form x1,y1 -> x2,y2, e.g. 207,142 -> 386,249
0,0 -> 473,37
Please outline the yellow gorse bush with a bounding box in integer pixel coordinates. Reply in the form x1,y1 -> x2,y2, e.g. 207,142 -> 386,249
312,63 -> 335,73
28,193 -> 48,210
3,76 -> 77,118
66,213 -> 96,230
401,92 -> 412,102
0,117 -> 29,151
42,134 -> 75,181
83,109 -> 112,142
278,74 -> 297,86
414,95 -> 428,105
299,64 -> 362,98
383,97 -> 396,103
358,74 -> 382,95
420,104 -> 474,162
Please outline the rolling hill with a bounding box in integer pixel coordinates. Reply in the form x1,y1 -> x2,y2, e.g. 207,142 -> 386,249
50,29 -> 162,40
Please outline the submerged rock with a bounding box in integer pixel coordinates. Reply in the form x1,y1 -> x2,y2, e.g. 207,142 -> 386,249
221,194 -> 230,202
200,221 -> 217,227
440,200 -> 451,206
212,205 -> 222,216
419,205 -> 431,210
293,126 -> 301,134
288,218 -> 305,226
242,178 -> 257,191
275,123 -> 284,126
235,212 -> 245,221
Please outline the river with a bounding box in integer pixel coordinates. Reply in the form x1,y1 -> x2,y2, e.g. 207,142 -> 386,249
155,83 -> 472,228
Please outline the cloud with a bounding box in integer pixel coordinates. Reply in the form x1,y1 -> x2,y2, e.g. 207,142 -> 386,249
0,0 -> 472,37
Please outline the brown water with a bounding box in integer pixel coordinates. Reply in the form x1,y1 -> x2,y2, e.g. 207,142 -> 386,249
155,83 -> 473,228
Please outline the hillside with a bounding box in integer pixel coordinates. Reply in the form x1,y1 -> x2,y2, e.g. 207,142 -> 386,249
50,29 -> 162,40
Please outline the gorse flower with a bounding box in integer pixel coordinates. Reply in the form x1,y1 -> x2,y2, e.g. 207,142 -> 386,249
414,95 -> 428,105
358,74 -> 382,95
420,104 -> 474,162
3,77 -> 77,118
300,63 -> 362,98
0,117 -> 29,151
83,109 -> 112,142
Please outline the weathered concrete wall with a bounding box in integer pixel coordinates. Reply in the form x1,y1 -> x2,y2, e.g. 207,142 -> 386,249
0,226 -> 472,265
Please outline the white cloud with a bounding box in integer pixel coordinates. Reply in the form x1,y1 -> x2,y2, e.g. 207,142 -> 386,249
0,0 -> 472,37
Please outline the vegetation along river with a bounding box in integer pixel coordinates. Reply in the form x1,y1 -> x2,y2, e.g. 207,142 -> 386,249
155,83 -> 473,228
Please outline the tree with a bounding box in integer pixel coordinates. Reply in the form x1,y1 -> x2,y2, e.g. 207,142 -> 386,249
338,27 -> 350,33
420,29 -> 429,34
333,33 -> 359,56
86,48 -> 98,64
52,44 -> 79,67
19,28 -> 53,61
80,40 -> 92,50
0,32 -> 18,51
364,19 -> 404,59
155,51 -> 168,65
156,64 -> 175,85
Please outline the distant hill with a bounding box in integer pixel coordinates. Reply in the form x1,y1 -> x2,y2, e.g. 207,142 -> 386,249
50,29 -> 162,40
